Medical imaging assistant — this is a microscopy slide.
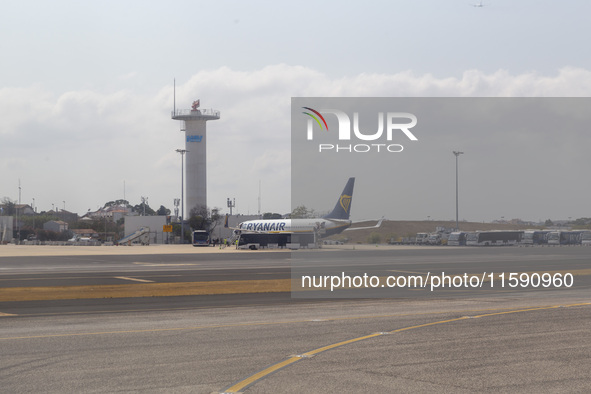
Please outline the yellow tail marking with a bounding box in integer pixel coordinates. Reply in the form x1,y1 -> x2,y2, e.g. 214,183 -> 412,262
340,194 -> 352,213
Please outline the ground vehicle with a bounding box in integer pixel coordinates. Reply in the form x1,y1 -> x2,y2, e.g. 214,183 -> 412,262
466,231 -> 523,246
192,230 -> 210,246
521,230 -> 550,245
415,233 -> 429,245
447,232 -> 467,246
236,232 -> 316,250
547,230 -> 583,245
426,233 -> 442,245
581,231 -> 591,246
117,227 -> 150,245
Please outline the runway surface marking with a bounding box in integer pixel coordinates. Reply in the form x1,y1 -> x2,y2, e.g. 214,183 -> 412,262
114,276 -> 155,283
132,262 -> 200,266
0,312 -> 17,317
220,302 -> 591,393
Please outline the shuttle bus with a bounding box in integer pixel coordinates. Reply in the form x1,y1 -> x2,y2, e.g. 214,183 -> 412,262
192,230 -> 210,247
581,231 -> 591,246
236,232 -> 316,250
466,231 -> 523,246
547,230 -> 583,245
521,230 -> 550,245
447,232 -> 467,246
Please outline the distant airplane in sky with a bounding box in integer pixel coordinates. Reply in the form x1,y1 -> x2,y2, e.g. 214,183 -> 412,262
471,1 -> 487,7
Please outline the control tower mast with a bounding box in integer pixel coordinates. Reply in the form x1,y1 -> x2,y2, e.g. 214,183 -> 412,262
172,100 -> 220,217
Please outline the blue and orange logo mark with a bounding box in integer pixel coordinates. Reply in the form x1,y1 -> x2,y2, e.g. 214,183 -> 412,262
302,107 -> 328,131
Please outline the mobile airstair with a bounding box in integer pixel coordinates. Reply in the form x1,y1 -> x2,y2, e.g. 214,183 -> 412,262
117,227 -> 150,245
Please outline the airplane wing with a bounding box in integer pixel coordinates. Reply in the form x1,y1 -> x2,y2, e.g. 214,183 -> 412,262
344,217 -> 384,231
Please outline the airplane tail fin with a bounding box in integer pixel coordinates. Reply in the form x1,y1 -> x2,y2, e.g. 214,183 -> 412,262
324,177 -> 355,220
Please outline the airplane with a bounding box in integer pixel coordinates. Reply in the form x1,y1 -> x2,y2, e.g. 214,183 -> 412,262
226,177 -> 384,248
471,1 -> 487,7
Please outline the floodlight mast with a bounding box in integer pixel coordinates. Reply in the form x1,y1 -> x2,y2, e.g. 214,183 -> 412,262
176,149 -> 188,244
453,151 -> 464,231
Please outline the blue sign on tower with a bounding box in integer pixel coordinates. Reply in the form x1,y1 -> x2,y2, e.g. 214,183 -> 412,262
186,135 -> 203,143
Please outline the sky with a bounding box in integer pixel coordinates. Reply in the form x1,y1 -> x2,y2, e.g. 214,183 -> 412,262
1,0 -> 591,222
291,98 -> 591,223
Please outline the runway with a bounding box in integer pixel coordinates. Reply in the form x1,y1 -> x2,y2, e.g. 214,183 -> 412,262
1,245 -> 589,304
0,245 -> 589,392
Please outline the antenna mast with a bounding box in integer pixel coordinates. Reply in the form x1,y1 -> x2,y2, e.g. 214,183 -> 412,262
258,180 -> 261,216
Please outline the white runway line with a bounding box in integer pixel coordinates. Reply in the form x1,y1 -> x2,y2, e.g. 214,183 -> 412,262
114,276 -> 155,283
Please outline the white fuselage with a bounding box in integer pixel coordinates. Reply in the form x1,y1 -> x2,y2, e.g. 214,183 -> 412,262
238,218 -> 351,236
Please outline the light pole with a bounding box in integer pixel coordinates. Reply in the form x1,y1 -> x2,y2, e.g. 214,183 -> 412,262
176,149 -> 188,244
141,196 -> 148,216
453,151 -> 464,231
32,198 -> 36,230
227,198 -> 235,216
17,180 -> 21,242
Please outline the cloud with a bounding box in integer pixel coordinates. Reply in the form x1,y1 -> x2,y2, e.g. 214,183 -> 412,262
2,65 -> 590,218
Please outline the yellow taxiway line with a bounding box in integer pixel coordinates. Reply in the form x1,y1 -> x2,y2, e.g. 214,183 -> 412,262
221,302 -> 591,393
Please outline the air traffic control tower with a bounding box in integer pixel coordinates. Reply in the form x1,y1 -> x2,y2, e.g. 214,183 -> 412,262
172,100 -> 220,216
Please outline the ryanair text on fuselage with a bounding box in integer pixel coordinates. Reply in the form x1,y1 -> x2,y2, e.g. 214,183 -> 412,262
240,221 -> 287,232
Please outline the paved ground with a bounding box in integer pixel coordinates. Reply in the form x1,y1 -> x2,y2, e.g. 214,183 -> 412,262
0,244 -> 589,392
1,294 -> 589,393
0,243 -> 246,257
0,243 -> 450,257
